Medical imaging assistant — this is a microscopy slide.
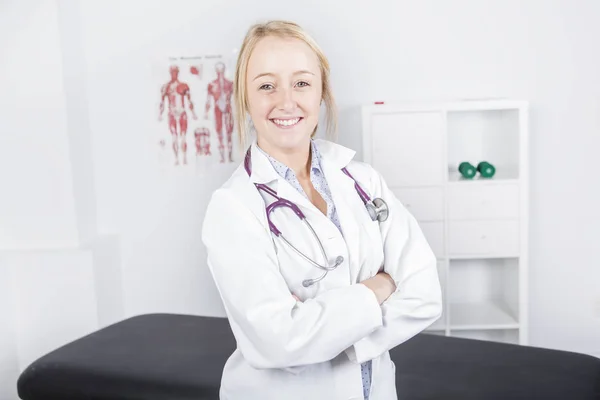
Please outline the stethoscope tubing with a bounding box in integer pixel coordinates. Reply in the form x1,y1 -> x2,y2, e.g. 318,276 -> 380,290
244,146 -> 387,287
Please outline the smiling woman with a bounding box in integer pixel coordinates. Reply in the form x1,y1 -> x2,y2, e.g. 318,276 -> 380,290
233,21 -> 337,155
246,35 -> 322,165
201,19 -> 442,400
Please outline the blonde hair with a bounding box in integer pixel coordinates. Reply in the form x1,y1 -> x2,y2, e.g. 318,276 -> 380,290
233,20 -> 338,150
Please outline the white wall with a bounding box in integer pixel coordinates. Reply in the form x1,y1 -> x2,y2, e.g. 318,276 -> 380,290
0,263 -> 19,399
2,0 -> 600,398
0,0 -> 79,250
82,0 -> 600,353
0,1 -> 105,399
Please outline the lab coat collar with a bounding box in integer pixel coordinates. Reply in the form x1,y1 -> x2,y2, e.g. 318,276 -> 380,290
248,142 -> 281,185
247,138 -> 356,185
312,138 -> 357,170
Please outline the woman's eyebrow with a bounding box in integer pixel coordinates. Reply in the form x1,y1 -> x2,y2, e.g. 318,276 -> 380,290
253,72 -> 275,81
293,70 -> 315,76
252,70 -> 315,81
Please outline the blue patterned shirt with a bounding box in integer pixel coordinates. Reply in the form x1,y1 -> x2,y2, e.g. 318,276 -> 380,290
258,140 -> 372,400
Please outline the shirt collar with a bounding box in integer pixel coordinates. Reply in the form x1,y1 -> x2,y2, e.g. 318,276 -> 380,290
256,139 -> 323,180
247,138 -> 356,185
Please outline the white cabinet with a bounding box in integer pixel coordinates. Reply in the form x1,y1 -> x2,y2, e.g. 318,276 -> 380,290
448,220 -> 520,257
369,112 -> 445,186
391,187 -> 444,221
419,222 -> 445,259
447,184 -> 520,220
362,99 -> 529,345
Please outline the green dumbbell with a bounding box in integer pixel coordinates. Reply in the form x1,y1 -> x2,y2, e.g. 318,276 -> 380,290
458,162 -> 477,179
477,161 -> 496,178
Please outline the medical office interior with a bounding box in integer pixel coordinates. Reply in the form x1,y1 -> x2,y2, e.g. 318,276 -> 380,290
1,0 -> 600,399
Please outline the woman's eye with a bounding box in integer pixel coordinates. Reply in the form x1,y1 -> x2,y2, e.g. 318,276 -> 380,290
297,81 -> 310,87
259,84 -> 274,90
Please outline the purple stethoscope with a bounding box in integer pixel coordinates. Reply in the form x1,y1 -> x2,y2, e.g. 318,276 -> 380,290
245,147 -> 389,287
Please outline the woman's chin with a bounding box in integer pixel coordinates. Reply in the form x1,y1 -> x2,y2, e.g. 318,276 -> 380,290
269,129 -> 310,147
279,135 -> 311,149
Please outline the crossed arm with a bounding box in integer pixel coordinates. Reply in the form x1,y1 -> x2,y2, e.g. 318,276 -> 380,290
343,165 -> 443,364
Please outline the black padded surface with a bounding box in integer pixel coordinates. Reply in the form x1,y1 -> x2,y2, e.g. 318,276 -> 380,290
18,313 -> 600,400
18,314 -> 236,400
393,333 -> 600,399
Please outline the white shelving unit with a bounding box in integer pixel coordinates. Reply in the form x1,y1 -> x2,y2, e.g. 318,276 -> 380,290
362,99 -> 529,345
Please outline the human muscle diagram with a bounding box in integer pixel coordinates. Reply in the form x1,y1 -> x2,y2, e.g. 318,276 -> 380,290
194,127 -> 211,156
158,65 -> 197,166
204,62 -> 234,164
190,64 -> 203,80
154,54 -> 237,174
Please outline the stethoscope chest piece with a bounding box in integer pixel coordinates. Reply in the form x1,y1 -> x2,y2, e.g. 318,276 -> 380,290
367,197 -> 389,222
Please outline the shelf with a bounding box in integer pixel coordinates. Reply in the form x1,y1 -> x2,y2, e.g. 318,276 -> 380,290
448,258 -> 520,330
450,300 -> 518,330
363,99 -> 527,114
448,253 -> 520,260
447,108 -> 521,182
445,99 -> 527,112
447,165 -> 519,183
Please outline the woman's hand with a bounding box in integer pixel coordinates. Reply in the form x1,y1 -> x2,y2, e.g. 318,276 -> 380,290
360,271 -> 397,305
291,271 -> 397,304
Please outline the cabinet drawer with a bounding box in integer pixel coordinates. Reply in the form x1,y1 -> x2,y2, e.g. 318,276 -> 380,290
448,184 -> 519,220
392,187 -> 444,221
448,220 -> 519,256
419,221 -> 444,259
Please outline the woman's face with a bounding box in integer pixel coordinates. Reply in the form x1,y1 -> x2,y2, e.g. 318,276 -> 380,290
246,35 -> 322,155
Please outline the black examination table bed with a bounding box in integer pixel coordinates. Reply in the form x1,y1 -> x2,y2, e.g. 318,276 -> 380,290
17,313 -> 600,400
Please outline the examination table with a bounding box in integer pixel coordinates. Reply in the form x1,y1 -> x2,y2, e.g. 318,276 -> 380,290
17,313 -> 600,400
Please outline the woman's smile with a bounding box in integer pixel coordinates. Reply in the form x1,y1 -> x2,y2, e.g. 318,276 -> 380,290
270,117 -> 303,129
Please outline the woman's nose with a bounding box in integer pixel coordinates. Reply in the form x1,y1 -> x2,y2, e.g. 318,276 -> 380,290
276,87 -> 296,111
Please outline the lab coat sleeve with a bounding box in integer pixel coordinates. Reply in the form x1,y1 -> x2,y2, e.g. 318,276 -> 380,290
202,187 -> 384,370
345,165 -> 443,364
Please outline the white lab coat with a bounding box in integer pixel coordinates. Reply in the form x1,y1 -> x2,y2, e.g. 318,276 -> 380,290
201,139 -> 442,400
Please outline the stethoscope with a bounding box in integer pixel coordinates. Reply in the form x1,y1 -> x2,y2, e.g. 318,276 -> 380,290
245,147 -> 389,287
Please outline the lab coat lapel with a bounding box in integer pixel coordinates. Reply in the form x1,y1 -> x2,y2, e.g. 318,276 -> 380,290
248,141 -> 317,221
276,179 -> 316,214
248,143 -> 279,185
319,144 -> 363,285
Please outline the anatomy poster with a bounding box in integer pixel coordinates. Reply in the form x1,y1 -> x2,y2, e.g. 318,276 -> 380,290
155,52 -> 237,174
